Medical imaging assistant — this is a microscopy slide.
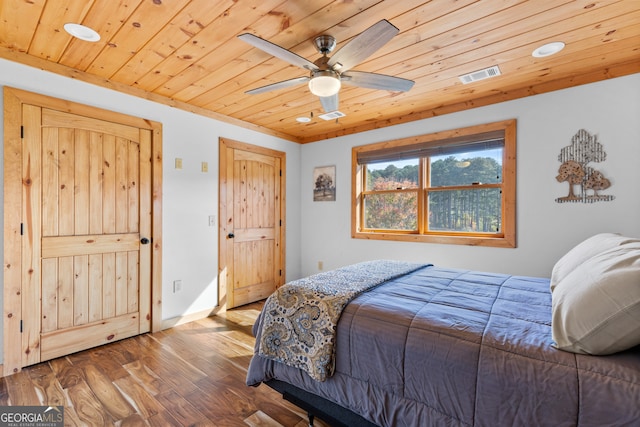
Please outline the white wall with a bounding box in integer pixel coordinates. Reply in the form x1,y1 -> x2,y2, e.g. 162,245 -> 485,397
0,59 -> 302,364
299,73 -> 640,278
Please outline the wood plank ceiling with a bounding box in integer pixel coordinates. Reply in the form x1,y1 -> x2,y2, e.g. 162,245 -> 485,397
1,0 -> 639,143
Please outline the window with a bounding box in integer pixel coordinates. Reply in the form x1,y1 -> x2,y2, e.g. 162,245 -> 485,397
352,120 -> 516,247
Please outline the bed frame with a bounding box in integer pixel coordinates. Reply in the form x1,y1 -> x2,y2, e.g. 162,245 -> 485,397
266,379 -> 378,427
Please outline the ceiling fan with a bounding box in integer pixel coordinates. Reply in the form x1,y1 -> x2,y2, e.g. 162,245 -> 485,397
238,19 -> 414,113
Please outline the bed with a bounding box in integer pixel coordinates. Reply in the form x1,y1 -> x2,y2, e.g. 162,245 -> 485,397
246,235 -> 640,426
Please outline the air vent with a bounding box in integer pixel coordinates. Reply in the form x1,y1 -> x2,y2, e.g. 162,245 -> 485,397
318,111 -> 346,120
459,65 -> 501,84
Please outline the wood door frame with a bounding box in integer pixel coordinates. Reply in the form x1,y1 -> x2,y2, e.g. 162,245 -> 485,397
218,137 -> 286,312
2,87 -> 163,376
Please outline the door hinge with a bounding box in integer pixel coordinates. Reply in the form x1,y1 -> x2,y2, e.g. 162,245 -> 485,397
279,219 -> 282,226
279,270 -> 282,276
20,126 -> 24,139
20,320 -> 23,333
279,169 -> 282,177
20,223 -> 23,235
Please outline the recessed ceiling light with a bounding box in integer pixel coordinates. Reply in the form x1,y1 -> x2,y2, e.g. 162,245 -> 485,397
532,42 -> 565,58
64,23 -> 101,42
296,117 -> 311,123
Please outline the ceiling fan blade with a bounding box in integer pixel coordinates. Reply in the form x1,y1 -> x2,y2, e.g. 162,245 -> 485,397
238,33 -> 318,71
319,94 -> 339,113
341,71 -> 414,92
245,76 -> 310,95
327,20 -> 399,72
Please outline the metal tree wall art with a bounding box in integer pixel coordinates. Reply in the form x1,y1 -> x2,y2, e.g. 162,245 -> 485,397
555,129 -> 614,203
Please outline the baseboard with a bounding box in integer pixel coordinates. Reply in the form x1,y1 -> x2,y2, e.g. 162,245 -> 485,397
161,307 -> 218,330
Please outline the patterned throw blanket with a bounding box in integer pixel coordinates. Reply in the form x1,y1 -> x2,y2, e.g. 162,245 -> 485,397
257,260 -> 429,381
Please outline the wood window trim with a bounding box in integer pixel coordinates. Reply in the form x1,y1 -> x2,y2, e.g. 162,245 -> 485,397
351,119 -> 516,248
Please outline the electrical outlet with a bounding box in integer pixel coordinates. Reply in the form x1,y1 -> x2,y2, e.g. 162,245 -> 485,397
173,280 -> 182,293
318,261 -> 323,271
175,158 -> 183,169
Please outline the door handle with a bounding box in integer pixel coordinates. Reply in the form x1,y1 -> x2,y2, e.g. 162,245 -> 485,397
227,233 -> 235,239
140,237 -> 150,244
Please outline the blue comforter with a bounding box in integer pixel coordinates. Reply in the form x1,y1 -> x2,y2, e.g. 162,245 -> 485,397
247,265 -> 640,426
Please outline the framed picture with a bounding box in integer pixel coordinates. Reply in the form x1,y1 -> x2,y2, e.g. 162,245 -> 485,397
313,165 -> 336,202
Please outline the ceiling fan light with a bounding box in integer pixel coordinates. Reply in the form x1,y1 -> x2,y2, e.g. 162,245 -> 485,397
308,71 -> 341,97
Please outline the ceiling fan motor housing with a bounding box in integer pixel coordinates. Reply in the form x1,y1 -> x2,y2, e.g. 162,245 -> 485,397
314,35 -> 336,55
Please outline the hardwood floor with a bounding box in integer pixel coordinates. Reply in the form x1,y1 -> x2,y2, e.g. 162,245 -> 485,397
0,302 -> 330,427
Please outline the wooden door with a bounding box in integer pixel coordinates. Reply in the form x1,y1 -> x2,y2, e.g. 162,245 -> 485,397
219,138 -> 285,309
22,106 -> 151,365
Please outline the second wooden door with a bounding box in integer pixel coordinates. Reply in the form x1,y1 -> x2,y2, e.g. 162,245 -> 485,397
219,138 -> 285,309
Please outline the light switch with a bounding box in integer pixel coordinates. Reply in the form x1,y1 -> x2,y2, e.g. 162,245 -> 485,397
202,162 -> 208,172
175,158 -> 183,169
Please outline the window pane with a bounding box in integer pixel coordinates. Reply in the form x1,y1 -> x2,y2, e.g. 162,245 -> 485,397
430,148 -> 502,186
366,159 -> 419,190
364,192 -> 417,230
428,188 -> 501,233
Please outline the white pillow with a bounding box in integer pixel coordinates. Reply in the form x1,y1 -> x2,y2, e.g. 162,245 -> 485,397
550,233 -> 640,291
551,240 -> 640,355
